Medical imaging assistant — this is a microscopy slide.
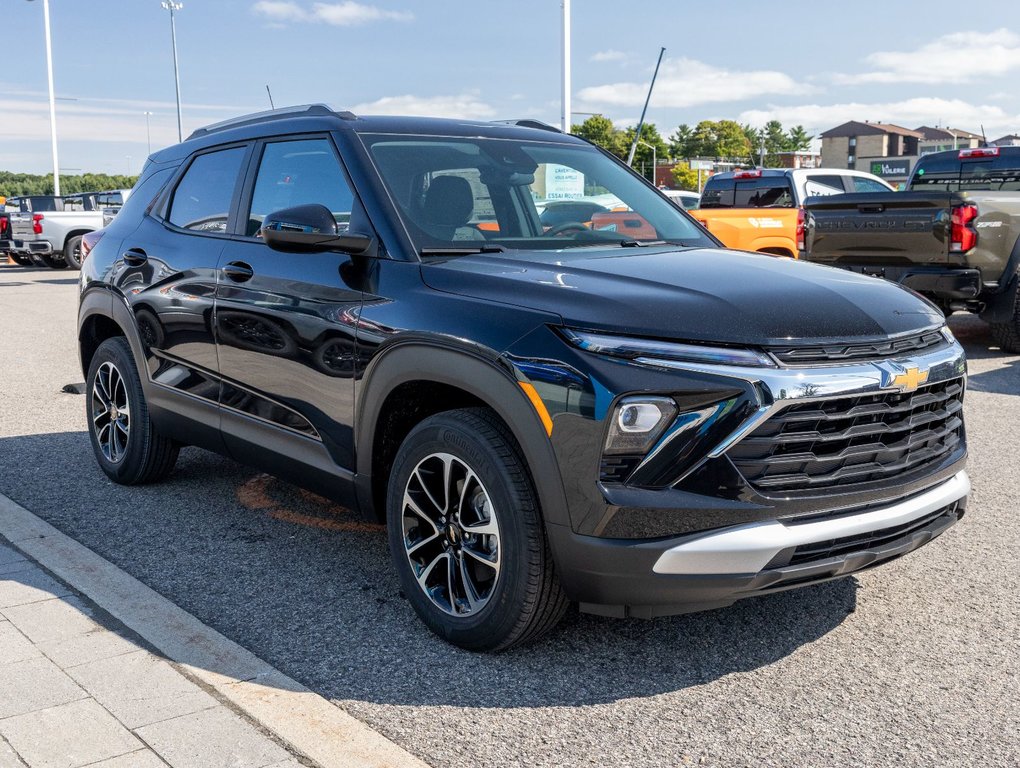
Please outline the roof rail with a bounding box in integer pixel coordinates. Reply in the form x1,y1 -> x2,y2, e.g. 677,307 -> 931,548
491,119 -> 562,134
186,104 -> 356,140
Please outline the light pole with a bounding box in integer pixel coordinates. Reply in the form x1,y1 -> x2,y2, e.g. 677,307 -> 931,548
143,111 -> 153,155
561,0 -> 570,132
161,2 -> 184,142
638,140 -> 656,185
28,0 -> 60,196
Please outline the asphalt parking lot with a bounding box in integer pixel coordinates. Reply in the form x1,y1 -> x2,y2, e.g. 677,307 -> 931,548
1,262 -> 1018,768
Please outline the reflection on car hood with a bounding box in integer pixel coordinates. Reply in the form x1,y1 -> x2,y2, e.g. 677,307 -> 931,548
420,246 -> 945,347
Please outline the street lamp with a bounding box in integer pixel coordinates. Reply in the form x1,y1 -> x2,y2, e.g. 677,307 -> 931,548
161,1 -> 184,142
637,140 -> 657,186
143,111 -> 154,155
27,0 -> 60,196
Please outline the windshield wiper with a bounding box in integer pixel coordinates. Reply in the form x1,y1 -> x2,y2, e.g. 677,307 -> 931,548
419,244 -> 507,257
619,239 -> 667,247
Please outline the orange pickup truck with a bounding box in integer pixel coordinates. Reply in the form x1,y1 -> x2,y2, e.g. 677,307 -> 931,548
692,168 -> 894,258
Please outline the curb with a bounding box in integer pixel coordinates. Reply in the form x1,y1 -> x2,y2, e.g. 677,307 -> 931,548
0,491 -> 430,768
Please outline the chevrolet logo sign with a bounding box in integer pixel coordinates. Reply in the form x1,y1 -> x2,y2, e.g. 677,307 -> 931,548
892,367 -> 929,392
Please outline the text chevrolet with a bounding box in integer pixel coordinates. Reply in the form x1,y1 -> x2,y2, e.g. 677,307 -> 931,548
77,106 -> 970,650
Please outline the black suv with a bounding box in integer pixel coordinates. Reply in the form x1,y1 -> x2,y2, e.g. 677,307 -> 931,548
78,105 -> 970,650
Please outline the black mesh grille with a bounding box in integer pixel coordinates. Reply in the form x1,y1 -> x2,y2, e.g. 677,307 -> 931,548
783,505 -> 957,567
728,378 -> 964,493
769,331 -> 946,365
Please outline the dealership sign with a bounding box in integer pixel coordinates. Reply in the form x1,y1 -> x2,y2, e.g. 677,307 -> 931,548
870,159 -> 912,177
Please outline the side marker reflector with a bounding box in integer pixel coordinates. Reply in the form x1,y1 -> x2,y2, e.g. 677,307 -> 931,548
519,382 -> 554,436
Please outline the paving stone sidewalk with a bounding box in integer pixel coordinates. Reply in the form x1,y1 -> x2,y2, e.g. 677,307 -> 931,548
0,538 -> 306,768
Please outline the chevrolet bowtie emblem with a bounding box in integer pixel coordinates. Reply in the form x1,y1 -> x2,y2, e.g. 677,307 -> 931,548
892,367 -> 929,392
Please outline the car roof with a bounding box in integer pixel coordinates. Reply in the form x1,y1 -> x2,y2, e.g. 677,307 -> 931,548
148,104 -> 588,164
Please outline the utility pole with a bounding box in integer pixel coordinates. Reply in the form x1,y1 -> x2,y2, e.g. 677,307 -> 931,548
561,0 -> 570,132
162,2 -> 184,142
626,47 -> 665,167
28,0 -> 61,195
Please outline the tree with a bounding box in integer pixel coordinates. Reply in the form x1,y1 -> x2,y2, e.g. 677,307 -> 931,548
571,114 -> 625,157
668,124 -> 695,160
0,171 -> 137,198
621,124 -> 669,181
690,120 -> 751,160
670,162 -> 700,192
787,125 -> 813,152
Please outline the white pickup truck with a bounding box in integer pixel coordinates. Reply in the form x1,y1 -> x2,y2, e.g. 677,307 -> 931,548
3,190 -> 129,269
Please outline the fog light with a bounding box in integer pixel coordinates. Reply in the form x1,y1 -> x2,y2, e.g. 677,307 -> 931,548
605,396 -> 677,455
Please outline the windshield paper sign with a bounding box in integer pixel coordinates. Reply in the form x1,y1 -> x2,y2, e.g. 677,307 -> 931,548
545,164 -> 585,200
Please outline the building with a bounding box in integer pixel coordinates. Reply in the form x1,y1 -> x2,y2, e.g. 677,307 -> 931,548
991,134 -> 1020,147
916,126 -> 983,156
821,121 -> 926,185
775,151 -> 821,169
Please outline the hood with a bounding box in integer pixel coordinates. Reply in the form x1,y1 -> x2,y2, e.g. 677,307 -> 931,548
420,246 -> 944,347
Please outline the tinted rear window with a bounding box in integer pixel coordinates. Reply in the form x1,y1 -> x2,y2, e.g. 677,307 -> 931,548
701,176 -> 793,208
910,150 -> 1020,191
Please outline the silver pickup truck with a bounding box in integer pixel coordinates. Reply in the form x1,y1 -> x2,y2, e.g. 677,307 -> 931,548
2,190 -> 129,269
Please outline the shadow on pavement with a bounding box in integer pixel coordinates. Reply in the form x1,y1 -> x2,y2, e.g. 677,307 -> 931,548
0,431 -> 856,710
947,314 -> 1020,396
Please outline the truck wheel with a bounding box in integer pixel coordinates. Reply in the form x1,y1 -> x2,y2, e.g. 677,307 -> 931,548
387,408 -> 568,651
990,282 -> 1020,353
64,236 -> 83,270
86,337 -> 179,484
38,252 -> 68,270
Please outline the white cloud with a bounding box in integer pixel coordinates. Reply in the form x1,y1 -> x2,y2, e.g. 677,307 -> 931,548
350,92 -> 496,120
577,57 -> 807,108
739,97 -> 1017,137
836,28 -> 1020,84
253,1 -> 412,25
591,49 -> 627,63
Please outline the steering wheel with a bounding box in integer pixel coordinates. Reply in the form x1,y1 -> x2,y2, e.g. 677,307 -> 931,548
545,221 -> 589,237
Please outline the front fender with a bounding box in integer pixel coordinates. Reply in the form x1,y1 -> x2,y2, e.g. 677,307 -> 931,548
354,342 -> 570,528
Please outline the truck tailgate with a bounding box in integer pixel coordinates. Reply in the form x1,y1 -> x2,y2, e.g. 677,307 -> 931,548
691,207 -> 800,256
10,214 -> 35,239
804,191 -> 956,266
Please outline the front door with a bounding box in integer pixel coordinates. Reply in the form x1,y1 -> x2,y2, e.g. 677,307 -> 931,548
214,136 -> 366,475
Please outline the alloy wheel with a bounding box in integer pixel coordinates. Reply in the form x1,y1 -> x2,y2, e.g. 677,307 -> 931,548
91,361 -> 131,462
401,452 -> 501,617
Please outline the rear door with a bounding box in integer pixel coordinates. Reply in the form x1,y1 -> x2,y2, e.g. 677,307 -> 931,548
214,135 -> 366,479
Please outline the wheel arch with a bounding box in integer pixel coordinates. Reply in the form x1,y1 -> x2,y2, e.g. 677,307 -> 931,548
355,343 -> 570,529
62,228 -> 94,251
78,289 -> 148,381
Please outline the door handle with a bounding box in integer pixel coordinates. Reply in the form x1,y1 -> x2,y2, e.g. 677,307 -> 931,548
222,261 -> 254,282
123,249 -> 147,266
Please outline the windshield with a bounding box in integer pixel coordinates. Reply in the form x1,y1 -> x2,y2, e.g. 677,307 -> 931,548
910,151 -> 1020,191
362,134 -> 713,253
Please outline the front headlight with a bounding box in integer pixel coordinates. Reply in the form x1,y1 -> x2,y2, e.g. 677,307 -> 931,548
940,324 -> 956,344
561,328 -> 777,368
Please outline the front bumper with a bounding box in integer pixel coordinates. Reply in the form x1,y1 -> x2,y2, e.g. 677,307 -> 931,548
551,470 -> 969,617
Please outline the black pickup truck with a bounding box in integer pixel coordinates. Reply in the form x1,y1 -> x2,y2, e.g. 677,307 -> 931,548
803,146 -> 1020,351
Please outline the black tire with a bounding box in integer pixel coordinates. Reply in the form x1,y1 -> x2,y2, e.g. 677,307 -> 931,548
387,408 -> 568,652
38,251 -> 68,269
64,235 -> 83,270
989,280 -> 1020,353
86,337 -> 179,484
8,253 -> 32,266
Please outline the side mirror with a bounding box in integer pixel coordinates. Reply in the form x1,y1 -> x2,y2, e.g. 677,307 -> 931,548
260,204 -> 376,256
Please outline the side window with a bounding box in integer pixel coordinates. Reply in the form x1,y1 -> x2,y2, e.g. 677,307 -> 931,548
168,146 -> 246,233
853,177 -> 892,193
804,175 -> 846,197
247,138 -> 355,237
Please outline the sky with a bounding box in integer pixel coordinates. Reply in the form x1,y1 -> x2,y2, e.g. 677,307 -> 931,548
3,0 -> 1020,175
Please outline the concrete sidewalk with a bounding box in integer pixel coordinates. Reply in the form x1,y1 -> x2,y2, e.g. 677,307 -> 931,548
0,539 -> 304,768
